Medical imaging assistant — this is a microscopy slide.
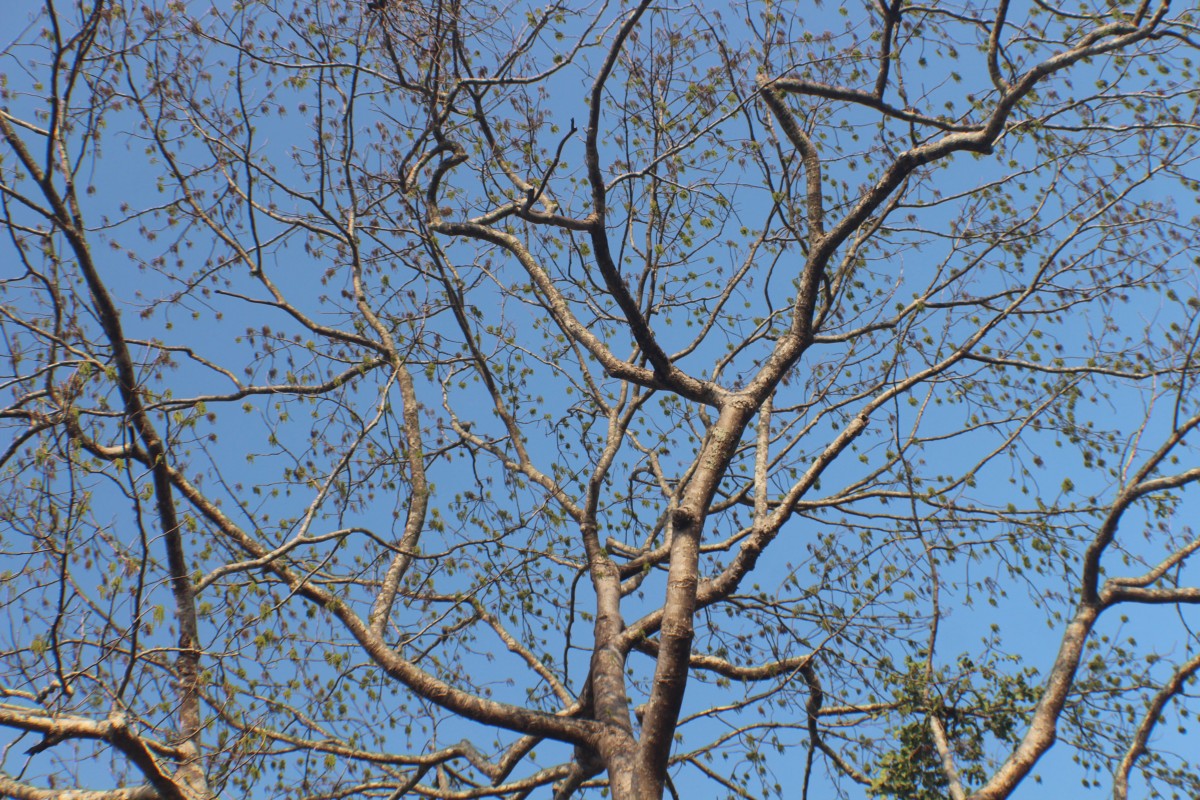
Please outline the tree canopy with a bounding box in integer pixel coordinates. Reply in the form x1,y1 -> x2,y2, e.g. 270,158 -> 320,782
2,1 -> 1200,798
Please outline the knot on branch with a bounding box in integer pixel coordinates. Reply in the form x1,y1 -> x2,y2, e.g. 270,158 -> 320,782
671,507 -> 697,531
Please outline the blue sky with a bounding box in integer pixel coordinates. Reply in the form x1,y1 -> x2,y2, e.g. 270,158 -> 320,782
2,1 -> 1199,798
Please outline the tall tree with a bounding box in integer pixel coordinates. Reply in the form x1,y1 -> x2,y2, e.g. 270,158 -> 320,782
2,1 -> 1199,798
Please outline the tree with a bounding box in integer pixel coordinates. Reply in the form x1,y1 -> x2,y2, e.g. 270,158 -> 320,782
2,0 -> 1199,797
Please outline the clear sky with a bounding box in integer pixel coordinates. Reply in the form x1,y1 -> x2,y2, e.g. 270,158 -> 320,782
2,1 -> 1199,798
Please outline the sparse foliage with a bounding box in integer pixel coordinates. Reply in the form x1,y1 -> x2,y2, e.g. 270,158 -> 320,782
2,1 -> 1200,799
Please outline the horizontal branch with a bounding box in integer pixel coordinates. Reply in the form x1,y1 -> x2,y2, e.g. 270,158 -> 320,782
632,637 -> 813,682
0,777 -> 158,800
1100,586 -> 1200,605
0,709 -> 186,800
